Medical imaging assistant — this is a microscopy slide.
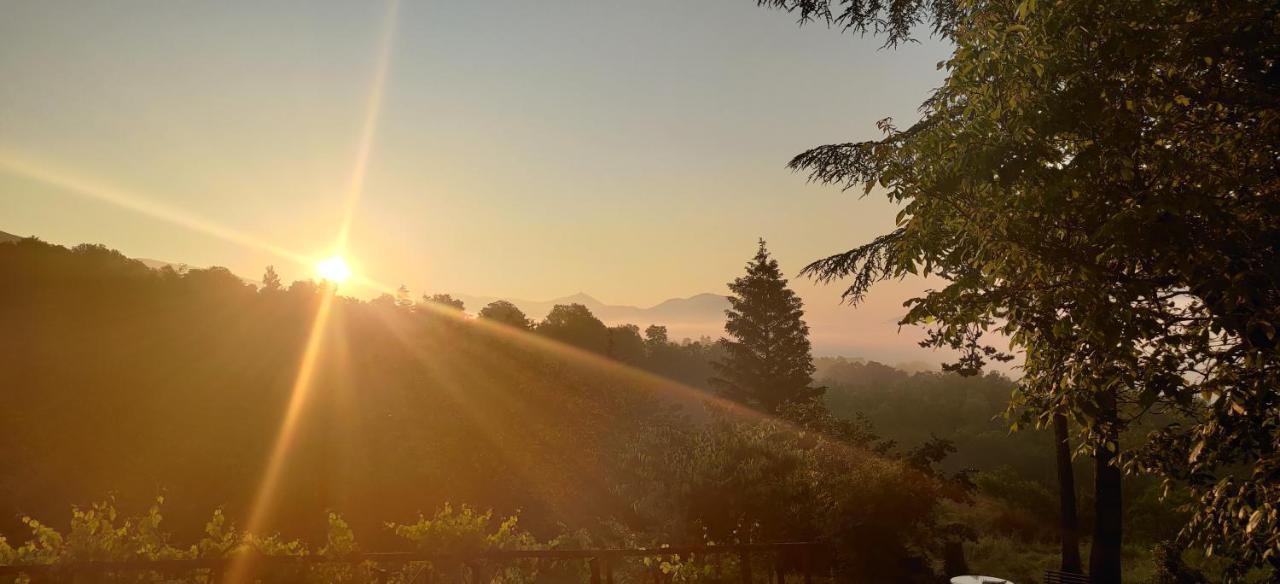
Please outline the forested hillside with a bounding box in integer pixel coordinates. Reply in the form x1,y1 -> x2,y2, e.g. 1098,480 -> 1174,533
0,238 -> 963,580
0,239 -> 703,540
0,238 -> 1221,581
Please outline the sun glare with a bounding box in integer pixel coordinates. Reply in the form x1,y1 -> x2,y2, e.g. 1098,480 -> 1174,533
315,255 -> 353,284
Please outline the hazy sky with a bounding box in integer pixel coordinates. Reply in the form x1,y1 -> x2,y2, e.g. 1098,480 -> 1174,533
1,1 -> 961,364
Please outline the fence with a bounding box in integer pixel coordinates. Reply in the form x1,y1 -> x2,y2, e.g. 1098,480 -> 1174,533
0,541 -> 828,583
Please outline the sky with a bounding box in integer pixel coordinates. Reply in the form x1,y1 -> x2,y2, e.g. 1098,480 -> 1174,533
0,1 -> 968,366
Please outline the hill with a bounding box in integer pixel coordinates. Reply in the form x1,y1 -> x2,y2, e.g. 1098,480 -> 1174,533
0,237 -> 717,545
454,292 -> 729,341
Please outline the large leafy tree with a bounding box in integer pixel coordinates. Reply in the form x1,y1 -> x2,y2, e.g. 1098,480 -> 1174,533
761,0 -> 1279,579
424,293 -> 465,312
712,240 -> 822,413
478,300 -> 534,330
535,303 -> 610,353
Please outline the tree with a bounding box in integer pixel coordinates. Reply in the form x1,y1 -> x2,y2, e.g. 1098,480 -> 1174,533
757,0 -> 964,48
1053,414 -> 1082,574
261,266 -> 282,292
478,300 -> 533,330
423,293 -> 465,312
535,304 -> 609,353
607,324 -> 646,364
765,0 -> 1279,579
711,240 -> 821,413
643,325 -> 669,347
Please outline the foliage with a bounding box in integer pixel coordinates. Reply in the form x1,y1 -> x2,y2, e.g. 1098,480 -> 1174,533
322,512 -> 359,558
387,503 -> 535,555
0,238 -> 697,542
424,293 -> 465,311
607,323 -> 648,364
535,303 -> 611,353
617,415 -> 958,581
387,504 -> 539,583
0,498 -> 189,565
711,240 -> 822,413
0,237 -> 1195,580
190,509 -> 239,559
0,500 -> 552,584
756,0 -> 963,48
261,265 -> 282,291
768,0 -> 1279,576
0,498 -> 321,584
818,359 -> 1046,478
478,299 -> 534,329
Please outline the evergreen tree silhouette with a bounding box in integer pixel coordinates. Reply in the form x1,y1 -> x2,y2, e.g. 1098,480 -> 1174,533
711,240 -> 820,412
261,265 -> 282,291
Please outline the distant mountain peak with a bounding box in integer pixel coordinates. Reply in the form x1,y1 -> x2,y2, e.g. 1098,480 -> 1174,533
557,292 -> 602,305
650,292 -> 729,309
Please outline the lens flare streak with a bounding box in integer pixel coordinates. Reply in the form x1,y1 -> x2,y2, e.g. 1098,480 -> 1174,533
0,155 -> 311,267
229,2 -> 400,581
222,292 -> 336,583
333,0 -> 399,252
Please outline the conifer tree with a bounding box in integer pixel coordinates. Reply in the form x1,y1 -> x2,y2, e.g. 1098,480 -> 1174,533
711,240 -> 821,413
261,265 -> 282,291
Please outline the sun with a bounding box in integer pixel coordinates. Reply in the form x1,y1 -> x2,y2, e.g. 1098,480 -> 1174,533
314,255 -> 353,284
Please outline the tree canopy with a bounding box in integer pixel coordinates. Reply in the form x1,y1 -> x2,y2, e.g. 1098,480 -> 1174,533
775,0 -> 1279,576
534,303 -> 611,353
478,299 -> 534,330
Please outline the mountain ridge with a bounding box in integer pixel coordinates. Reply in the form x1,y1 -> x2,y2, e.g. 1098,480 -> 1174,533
0,230 -> 730,341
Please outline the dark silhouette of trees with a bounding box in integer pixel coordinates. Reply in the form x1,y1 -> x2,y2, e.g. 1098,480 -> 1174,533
534,303 -> 609,353
711,240 -> 821,413
640,325 -> 722,390
644,325 -> 669,346
606,324 -> 646,364
0,238 -> 684,546
424,293 -> 464,311
0,235 -> 1213,578
261,265 -> 282,291
0,237 -> 983,580
477,300 -> 533,330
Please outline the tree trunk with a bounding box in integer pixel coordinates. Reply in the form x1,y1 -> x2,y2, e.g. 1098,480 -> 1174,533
1089,434 -> 1123,584
1053,413 -> 1083,574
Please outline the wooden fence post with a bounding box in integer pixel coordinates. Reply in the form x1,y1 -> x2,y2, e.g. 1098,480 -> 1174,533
589,557 -> 602,584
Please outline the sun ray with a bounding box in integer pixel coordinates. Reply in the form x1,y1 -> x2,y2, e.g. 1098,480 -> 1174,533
222,291 -> 337,584
369,299 -> 989,518
367,306 -> 586,520
333,0 -> 400,253
0,154 -> 312,267
411,299 -> 781,424
229,2 -> 400,580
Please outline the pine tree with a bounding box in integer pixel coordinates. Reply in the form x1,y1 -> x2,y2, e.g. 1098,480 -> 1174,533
711,240 -> 821,413
261,265 -> 282,291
